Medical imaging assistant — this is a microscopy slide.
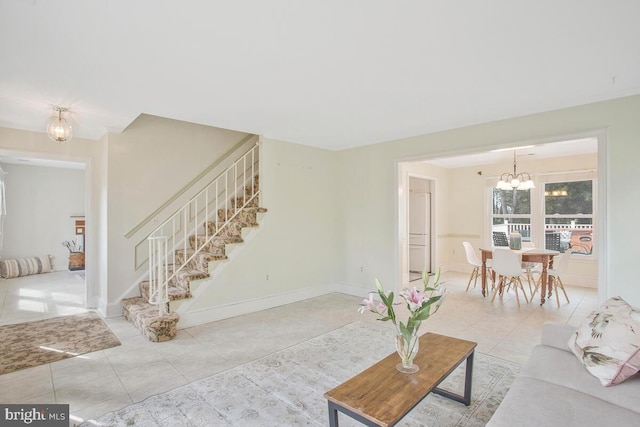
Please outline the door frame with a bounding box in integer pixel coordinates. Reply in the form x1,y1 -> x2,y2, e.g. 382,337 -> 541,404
398,168 -> 437,285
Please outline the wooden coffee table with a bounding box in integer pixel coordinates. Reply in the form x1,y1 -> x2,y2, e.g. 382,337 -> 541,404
324,332 -> 477,427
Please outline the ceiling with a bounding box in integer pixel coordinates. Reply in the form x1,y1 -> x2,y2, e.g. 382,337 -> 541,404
424,137 -> 598,168
1,1 -> 639,151
0,155 -> 85,170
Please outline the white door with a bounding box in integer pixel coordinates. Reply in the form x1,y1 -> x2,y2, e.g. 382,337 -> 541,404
409,192 -> 431,273
409,193 -> 427,234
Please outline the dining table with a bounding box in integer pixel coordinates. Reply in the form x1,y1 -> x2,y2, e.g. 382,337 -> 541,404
479,248 -> 560,305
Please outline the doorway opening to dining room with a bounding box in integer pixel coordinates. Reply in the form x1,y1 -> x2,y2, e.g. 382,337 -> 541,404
397,132 -> 606,302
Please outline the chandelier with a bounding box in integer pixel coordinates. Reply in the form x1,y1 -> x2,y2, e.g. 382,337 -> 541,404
46,106 -> 73,143
496,151 -> 535,190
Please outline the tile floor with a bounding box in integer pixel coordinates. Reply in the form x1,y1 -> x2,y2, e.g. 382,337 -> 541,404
0,270 -> 599,426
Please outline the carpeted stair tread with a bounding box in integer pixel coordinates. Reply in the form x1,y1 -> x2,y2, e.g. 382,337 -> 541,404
120,297 -> 179,342
217,206 -> 267,222
175,249 -> 228,271
203,221 -> 244,239
166,265 -> 210,282
139,281 -> 192,301
190,234 -> 243,249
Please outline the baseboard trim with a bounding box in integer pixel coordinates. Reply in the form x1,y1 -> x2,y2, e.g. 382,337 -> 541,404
334,283 -> 373,299
105,301 -> 123,318
178,284 -> 333,328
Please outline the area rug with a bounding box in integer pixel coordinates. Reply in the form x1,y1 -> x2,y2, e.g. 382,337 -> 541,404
0,312 -> 121,375
82,322 -> 519,426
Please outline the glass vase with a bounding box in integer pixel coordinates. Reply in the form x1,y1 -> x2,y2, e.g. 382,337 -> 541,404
395,327 -> 420,373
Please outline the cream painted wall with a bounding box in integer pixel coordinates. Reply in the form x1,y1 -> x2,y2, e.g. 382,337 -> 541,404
104,114 -> 251,315
183,138 -> 341,319
0,127 -> 102,308
337,95 -> 640,307
0,163 -> 85,270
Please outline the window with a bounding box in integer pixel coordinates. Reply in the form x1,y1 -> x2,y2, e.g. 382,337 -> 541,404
491,188 -> 532,242
544,180 -> 593,255
488,175 -> 595,256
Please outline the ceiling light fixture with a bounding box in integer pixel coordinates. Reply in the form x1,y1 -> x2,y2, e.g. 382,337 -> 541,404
496,151 -> 535,191
46,106 -> 73,143
545,190 -> 569,197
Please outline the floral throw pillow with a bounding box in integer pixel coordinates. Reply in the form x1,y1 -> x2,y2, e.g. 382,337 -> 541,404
568,296 -> 640,386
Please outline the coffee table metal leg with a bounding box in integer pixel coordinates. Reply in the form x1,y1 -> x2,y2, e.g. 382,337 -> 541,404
328,401 -> 340,427
328,401 -> 381,427
463,351 -> 474,405
432,350 -> 474,406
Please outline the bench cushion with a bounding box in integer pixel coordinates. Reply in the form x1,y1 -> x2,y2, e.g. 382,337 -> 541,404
0,256 -> 53,278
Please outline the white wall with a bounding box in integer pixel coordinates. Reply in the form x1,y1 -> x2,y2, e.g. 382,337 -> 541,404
180,138 -> 342,324
337,95 -> 640,307
0,163 -> 85,269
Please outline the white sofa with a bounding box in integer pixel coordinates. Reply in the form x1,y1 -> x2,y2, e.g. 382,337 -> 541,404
487,322 -> 640,427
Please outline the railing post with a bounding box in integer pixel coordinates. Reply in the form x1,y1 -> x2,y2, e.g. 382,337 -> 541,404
148,235 -> 168,316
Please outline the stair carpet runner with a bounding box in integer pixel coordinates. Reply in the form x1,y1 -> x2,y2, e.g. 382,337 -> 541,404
121,178 -> 266,342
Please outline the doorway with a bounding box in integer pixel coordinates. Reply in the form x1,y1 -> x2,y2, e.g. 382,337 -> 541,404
408,176 -> 434,282
0,153 -> 89,311
397,134 -> 605,300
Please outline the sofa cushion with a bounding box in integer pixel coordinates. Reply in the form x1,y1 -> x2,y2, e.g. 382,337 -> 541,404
521,344 -> 640,414
567,296 -> 640,386
487,376 -> 640,427
0,256 -> 53,278
540,322 -> 576,350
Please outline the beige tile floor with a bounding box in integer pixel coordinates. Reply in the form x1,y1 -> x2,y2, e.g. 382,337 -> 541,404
0,270 -> 599,426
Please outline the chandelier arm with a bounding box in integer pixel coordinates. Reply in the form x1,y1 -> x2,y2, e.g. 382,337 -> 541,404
497,150 -> 535,190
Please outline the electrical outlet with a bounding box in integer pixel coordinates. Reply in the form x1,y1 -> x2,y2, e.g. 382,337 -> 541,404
266,274 -> 269,280
360,266 -> 363,272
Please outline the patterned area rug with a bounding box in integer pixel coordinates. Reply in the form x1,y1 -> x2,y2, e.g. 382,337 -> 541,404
83,322 -> 519,426
0,312 -> 120,375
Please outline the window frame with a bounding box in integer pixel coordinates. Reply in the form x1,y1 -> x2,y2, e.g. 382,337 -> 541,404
490,187 -> 533,242
486,170 -> 597,258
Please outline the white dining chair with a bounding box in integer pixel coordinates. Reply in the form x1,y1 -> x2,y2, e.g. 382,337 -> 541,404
490,248 -> 530,307
531,252 -> 571,307
521,241 -> 540,295
462,241 -> 492,292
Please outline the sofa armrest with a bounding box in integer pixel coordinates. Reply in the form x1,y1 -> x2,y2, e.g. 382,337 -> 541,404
540,322 -> 577,351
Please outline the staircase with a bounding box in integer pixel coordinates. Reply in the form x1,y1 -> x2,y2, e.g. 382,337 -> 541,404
121,143 -> 266,342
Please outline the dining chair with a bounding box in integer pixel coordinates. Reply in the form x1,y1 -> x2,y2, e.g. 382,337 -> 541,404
490,248 -> 530,307
492,231 -> 509,247
545,232 -> 562,251
531,252 -> 571,307
521,241 -> 540,295
462,241 -> 492,292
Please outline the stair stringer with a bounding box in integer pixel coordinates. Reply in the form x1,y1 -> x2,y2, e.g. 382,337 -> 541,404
169,210 -> 267,315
